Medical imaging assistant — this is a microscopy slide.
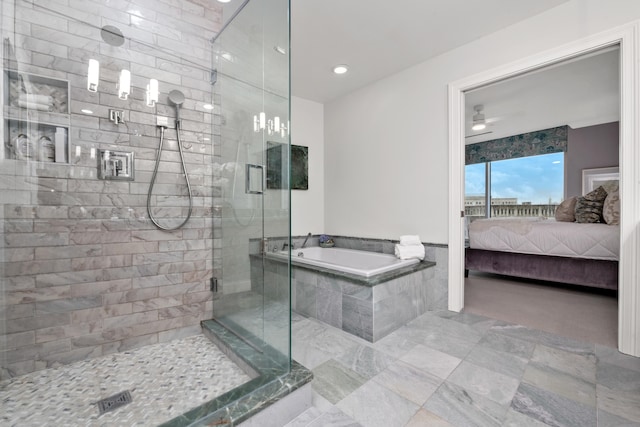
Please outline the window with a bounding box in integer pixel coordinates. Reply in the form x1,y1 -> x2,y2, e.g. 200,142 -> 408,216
464,163 -> 486,219
465,152 -> 564,220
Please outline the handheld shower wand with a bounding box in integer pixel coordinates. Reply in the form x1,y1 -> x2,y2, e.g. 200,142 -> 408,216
168,89 -> 184,124
147,89 -> 193,231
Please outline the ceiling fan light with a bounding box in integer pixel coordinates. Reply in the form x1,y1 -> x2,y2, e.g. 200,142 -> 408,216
472,122 -> 486,131
471,105 -> 486,131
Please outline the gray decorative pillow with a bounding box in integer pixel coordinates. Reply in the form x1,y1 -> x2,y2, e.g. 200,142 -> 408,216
574,186 -> 608,223
555,196 -> 577,222
603,190 -> 620,225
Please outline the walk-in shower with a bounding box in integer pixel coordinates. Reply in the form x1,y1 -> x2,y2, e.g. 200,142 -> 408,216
0,0 -> 301,424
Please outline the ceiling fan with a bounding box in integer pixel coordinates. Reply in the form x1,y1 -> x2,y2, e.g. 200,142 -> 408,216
466,104 -> 503,138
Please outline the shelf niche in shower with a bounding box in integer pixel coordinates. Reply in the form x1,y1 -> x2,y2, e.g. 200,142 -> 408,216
2,69 -> 70,162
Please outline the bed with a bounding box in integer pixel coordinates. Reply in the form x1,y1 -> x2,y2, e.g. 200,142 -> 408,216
465,216 -> 619,290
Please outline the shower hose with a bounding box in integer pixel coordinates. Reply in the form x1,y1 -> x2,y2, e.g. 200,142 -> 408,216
147,121 -> 193,230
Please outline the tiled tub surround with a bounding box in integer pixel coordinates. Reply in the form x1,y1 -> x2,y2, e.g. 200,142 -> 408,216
0,0 -> 226,378
252,236 -> 448,342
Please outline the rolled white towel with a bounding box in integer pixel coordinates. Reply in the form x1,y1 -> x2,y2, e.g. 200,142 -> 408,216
19,93 -> 54,105
399,235 -> 421,246
17,100 -> 53,111
394,244 -> 425,260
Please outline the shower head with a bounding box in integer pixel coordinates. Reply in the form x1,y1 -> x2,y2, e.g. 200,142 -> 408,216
101,25 -> 125,46
168,90 -> 185,106
168,90 -> 185,122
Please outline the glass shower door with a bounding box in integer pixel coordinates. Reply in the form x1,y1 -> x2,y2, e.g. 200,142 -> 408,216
212,0 -> 290,368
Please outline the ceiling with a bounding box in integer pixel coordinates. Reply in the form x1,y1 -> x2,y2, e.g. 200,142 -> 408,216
216,1 -> 618,143
465,47 -> 620,144
290,0 -> 569,103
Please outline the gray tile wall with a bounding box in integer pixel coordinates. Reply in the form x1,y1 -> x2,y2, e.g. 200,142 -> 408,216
0,0 -> 224,379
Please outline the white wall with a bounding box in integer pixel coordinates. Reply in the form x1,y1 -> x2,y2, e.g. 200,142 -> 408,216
291,96 -> 325,236
324,0 -> 640,244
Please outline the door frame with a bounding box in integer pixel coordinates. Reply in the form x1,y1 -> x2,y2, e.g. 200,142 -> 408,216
447,21 -> 640,356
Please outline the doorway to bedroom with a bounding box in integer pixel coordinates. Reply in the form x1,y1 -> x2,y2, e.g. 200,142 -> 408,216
461,46 -> 620,347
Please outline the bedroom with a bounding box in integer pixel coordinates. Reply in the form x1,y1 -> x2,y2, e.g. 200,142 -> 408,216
462,46 -> 620,345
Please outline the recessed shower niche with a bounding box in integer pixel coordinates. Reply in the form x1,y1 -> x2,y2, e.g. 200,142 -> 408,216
2,69 -> 70,162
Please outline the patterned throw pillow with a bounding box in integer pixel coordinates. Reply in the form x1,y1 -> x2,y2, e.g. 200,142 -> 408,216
574,186 -> 608,223
603,190 -> 620,225
555,196 -> 577,222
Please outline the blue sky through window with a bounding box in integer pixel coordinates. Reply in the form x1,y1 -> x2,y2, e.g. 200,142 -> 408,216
465,152 -> 564,204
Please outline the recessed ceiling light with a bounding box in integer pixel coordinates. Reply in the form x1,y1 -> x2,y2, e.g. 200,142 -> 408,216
81,109 -> 94,114
220,52 -> 233,62
274,46 -> 286,55
333,64 -> 348,74
203,104 -> 214,110
217,0 -> 231,3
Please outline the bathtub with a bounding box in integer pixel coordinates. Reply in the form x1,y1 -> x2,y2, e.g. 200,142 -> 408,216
270,246 -> 420,278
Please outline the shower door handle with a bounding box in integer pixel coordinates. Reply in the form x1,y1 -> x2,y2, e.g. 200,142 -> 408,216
246,164 -> 264,194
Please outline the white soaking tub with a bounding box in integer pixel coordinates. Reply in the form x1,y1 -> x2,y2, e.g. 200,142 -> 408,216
271,246 -> 419,278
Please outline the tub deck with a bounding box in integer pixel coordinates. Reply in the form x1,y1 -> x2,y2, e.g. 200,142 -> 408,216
265,251 -> 434,286
270,247 -> 422,278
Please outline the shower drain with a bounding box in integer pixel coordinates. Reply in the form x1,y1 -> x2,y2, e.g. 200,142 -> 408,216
96,390 -> 133,415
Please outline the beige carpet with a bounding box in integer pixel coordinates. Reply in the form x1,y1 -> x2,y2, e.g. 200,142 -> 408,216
464,272 -> 618,347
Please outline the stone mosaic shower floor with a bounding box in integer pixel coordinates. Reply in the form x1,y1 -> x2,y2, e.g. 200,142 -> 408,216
0,334 -> 251,426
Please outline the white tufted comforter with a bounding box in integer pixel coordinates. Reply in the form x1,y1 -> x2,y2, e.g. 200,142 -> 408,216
468,217 -> 619,261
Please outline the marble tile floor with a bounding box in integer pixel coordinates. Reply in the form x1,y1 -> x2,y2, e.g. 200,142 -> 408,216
0,334 -> 251,426
286,310 -> 640,427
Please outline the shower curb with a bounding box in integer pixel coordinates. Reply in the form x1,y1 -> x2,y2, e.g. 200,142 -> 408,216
160,320 -> 313,427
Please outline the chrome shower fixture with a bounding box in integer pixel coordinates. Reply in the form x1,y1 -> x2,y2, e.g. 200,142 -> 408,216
168,89 -> 185,123
147,88 -> 193,231
101,25 -> 125,46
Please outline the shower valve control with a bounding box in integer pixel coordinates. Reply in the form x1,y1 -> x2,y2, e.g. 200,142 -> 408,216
109,109 -> 125,124
156,116 -> 169,128
98,149 -> 135,181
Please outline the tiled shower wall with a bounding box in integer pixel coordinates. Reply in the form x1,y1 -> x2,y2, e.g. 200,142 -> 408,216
0,0 -> 224,378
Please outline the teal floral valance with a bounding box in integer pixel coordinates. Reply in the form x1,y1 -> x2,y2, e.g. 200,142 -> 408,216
465,125 -> 568,165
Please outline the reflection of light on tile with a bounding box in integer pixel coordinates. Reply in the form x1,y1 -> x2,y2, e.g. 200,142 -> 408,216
91,148 -> 96,159
75,146 -> 81,157
130,15 -> 142,26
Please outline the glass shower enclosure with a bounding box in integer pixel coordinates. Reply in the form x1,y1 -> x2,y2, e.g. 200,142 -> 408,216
0,0 -> 293,424
212,0 -> 291,365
